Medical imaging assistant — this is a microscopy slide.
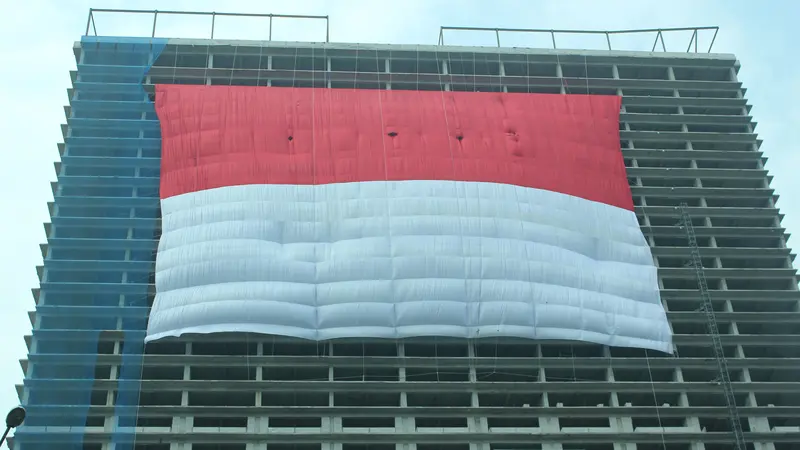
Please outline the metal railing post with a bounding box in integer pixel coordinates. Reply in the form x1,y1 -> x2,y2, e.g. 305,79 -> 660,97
84,8 -> 93,36
708,28 -> 719,53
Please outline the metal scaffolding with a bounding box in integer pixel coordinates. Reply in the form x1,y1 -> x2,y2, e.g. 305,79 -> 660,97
680,202 -> 746,450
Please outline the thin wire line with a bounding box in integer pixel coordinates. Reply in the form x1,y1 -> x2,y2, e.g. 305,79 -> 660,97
373,46 -> 392,385
645,349 -> 669,450
433,44 -> 467,385
311,43 -> 319,359
321,43 -> 333,361
386,47 -> 402,367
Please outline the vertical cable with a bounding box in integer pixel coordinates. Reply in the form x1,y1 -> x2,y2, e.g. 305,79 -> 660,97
223,44 -> 254,385
322,42 -> 333,361
310,43 -> 318,358
645,350 -> 669,450
432,43 -> 466,384
373,45 -> 391,385
386,47 -> 402,375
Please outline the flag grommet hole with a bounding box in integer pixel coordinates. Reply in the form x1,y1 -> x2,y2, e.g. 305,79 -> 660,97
287,136 -> 293,141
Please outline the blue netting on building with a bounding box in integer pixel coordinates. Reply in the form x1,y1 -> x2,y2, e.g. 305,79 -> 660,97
14,36 -> 167,450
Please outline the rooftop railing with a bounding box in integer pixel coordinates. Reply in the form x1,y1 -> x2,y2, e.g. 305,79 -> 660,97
82,8 -> 719,54
437,26 -> 720,53
84,8 -> 330,42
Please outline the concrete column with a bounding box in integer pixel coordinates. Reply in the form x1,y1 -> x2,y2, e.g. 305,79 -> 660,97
677,389 -> 703,450
385,57 -> 391,90
690,440 -> 707,450
678,391 -> 703,433
753,443 -> 777,450
397,386 -> 413,436
78,46 -> 86,69
730,68 -> 752,127
539,393 -> 562,450
668,66 -> 686,116
442,59 -> 450,91
728,321 -> 750,382
667,66 -> 676,81
744,392 -> 777,450
612,64 -> 625,109
169,414 -> 192,450
395,415 -> 414,433
606,358 -> 635,450
498,59 -> 508,93
398,441 -> 415,450
330,415 -> 343,432
470,390 -> 489,438
261,55 -> 271,87
539,415 -> 562,450
467,340 -> 479,388
748,415 -> 773,435
206,53 -> 213,85
609,410 -> 635,450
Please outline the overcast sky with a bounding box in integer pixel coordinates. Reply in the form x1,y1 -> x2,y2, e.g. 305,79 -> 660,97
0,0 -> 797,426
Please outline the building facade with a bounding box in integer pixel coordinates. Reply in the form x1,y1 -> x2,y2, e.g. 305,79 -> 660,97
14,14 -> 800,450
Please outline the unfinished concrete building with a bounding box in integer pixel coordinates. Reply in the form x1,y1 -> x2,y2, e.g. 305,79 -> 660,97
14,9 -> 800,450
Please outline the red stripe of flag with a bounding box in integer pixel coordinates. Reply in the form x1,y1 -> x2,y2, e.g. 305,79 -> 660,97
155,85 -> 631,211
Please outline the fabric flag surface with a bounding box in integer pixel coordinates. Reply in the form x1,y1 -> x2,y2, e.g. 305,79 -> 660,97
147,85 -> 673,354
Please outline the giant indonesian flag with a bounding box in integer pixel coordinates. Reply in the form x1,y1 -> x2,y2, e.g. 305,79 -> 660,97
147,85 -> 673,353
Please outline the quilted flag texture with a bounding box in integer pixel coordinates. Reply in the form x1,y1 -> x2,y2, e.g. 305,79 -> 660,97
147,85 -> 673,354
